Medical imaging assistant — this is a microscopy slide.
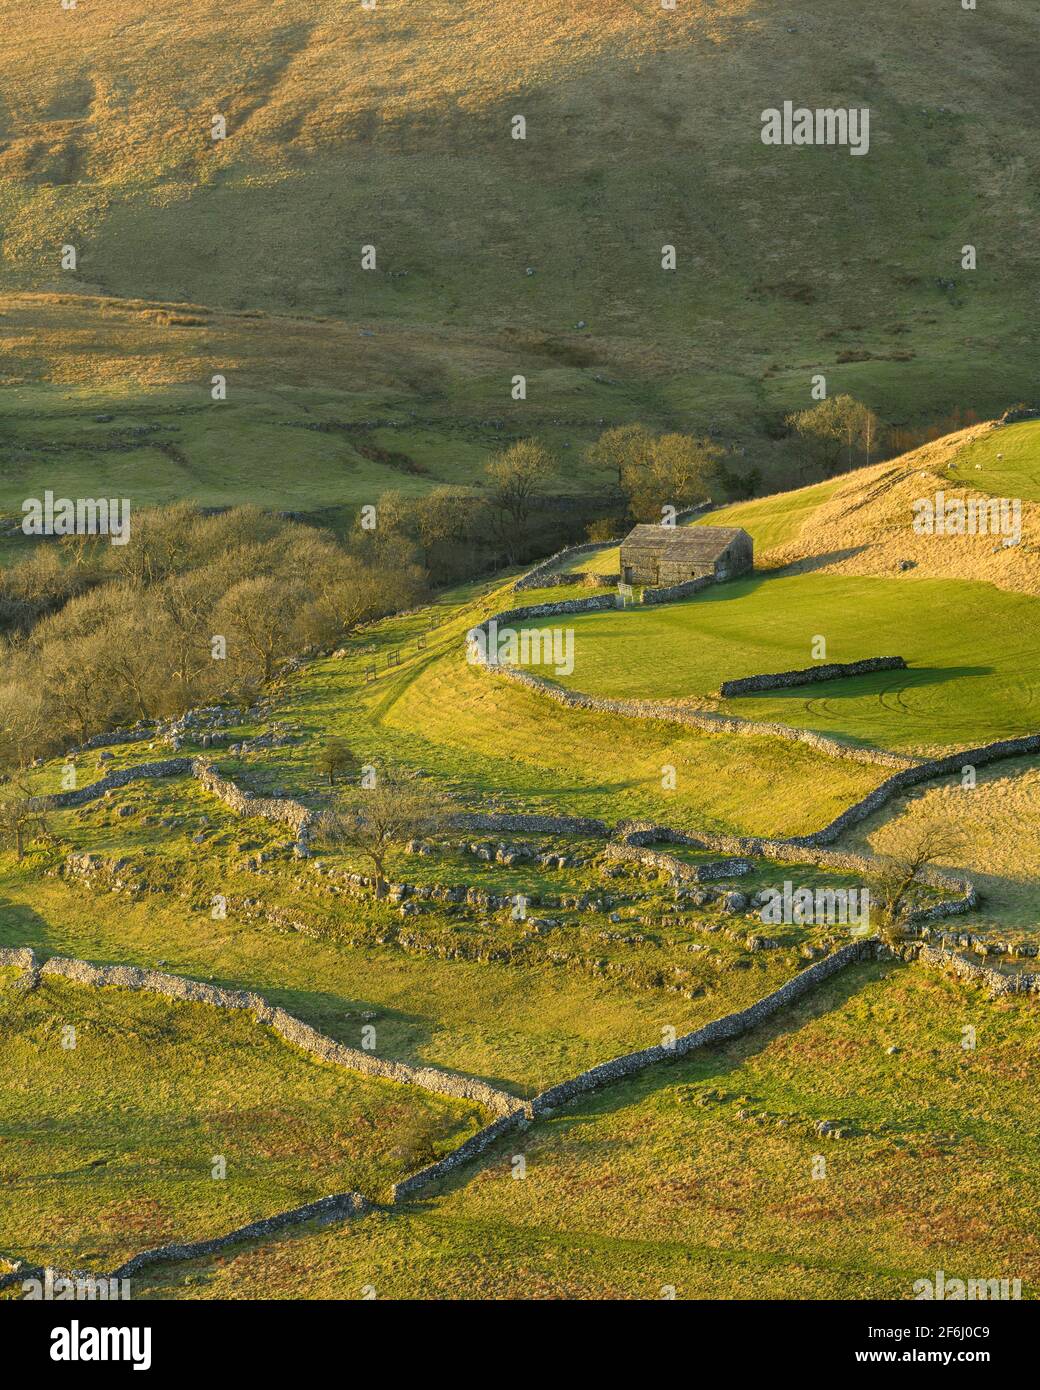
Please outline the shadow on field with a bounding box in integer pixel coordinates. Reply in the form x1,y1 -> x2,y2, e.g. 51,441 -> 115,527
758,665 -> 993,701
0,897 -> 52,953
772,546 -> 870,576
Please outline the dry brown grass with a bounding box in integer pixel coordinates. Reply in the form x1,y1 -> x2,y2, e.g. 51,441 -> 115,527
747,427 -> 1040,597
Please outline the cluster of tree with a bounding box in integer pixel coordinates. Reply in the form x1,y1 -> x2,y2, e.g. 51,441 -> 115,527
363,440 -> 576,575
366,427 -> 744,575
0,504 -> 423,771
886,405 -> 981,459
785,395 -> 884,475
582,424 -> 726,522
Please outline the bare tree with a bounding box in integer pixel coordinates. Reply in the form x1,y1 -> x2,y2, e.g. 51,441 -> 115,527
485,440 -> 555,560
0,780 -> 49,862
214,575 -> 306,683
316,776 -> 448,898
875,820 -> 965,941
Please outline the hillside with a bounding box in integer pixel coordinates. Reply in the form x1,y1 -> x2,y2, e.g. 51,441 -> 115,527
711,421 -> 1040,593
2,0 -> 1039,504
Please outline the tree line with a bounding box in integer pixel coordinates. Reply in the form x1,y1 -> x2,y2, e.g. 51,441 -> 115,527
0,504 -> 423,770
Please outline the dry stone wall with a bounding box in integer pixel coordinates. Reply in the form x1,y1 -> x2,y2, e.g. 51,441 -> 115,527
795,732 -> 1040,846
514,540 -> 622,591
112,1191 -> 370,1280
477,658 -> 914,769
470,592 -> 1040,800
531,938 -> 879,1113
612,822 -> 977,923
719,656 -> 907,699
2,949 -> 522,1118
604,842 -> 752,882
38,758 -> 193,809
38,756 -> 315,842
906,942 -> 1040,997
641,574 -> 714,605
5,925 -> 1012,1285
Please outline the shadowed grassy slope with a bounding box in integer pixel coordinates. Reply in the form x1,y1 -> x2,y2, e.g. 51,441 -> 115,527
2,0 -> 1038,501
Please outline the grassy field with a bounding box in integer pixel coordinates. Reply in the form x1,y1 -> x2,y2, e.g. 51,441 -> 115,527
950,421 -> 1040,503
519,572 -> 1040,752
279,612 -> 888,837
122,964 -> 1040,1299
3,0 -> 1040,1308
0,969 -> 486,1271
2,565 -> 1037,1292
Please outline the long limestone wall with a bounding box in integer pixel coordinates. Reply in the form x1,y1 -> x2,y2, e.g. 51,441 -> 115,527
0,932 -> 882,1285
36,757 -> 193,808
1,948 -> 523,1118
12,926 -> 1029,1285
32,735 -> 981,930
0,1192 -> 367,1295
531,938 -> 879,1113
514,540 -> 622,592
719,656 -> 907,699
468,594 -> 1040,797
110,1191 -> 371,1279
794,732 -> 1040,846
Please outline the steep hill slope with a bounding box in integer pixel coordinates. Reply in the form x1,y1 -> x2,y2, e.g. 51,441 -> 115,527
709,423 -> 1040,594
1,0 -> 1038,499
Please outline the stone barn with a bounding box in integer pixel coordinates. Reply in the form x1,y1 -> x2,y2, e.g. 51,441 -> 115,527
619,525 -> 753,587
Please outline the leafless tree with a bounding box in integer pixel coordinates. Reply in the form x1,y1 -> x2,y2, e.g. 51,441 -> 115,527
316,776 -> 448,898
875,820 -> 965,940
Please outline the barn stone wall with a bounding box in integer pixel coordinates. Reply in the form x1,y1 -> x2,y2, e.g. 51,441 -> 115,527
641,574 -> 714,605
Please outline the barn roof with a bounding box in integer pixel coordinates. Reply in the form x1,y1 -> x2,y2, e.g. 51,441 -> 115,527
620,524 -> 750,559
